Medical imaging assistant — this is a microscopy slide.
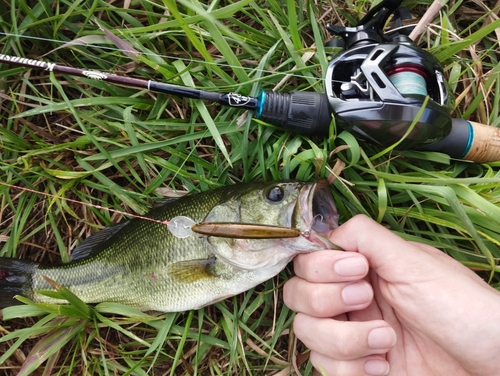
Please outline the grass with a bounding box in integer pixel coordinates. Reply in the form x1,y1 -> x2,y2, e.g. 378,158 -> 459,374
1,0 -> 499,374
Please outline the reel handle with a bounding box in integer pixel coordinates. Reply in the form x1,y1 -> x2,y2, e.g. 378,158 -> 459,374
425,119 -> 500,163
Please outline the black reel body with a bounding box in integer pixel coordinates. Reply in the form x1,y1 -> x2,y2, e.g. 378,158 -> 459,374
325,0 -> 454,149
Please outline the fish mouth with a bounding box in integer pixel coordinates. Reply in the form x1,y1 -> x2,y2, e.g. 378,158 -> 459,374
298,179 -> 339,237
311,180 -> 339,232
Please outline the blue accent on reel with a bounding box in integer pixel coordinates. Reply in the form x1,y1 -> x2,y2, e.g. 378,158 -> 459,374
256,91 -> 266,118
460,121 -> 474,158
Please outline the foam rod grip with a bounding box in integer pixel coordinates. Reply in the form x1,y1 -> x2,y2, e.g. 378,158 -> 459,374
464,122 -> 500,163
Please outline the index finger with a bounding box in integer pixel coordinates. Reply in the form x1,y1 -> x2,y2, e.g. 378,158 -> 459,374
293,250 -> 369,283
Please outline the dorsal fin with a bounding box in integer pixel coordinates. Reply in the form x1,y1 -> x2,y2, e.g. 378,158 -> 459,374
70,221 -> 129,261
151,197 -> 179,209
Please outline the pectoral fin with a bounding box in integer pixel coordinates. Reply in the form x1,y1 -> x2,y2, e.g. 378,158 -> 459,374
167,257 -> 217,283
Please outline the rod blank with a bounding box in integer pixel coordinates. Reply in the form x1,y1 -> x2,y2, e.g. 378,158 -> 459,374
0,53 -> 258,110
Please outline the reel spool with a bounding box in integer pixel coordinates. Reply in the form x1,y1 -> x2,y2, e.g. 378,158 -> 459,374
386,66 -> 428,97
325,0 -> 454,149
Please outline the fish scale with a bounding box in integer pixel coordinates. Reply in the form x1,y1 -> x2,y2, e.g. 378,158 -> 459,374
0,181 -> 339,312
33,188 -> 227,310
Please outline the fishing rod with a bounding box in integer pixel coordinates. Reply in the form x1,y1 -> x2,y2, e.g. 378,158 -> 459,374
1,0 -> 500,162
0,53 -> 330,137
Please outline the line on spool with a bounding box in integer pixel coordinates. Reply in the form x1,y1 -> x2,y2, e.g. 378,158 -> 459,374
387,66 -> 428,96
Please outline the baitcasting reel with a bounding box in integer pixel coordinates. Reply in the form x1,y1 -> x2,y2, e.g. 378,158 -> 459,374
325,0 -> 453,149
257,0 -> 499,161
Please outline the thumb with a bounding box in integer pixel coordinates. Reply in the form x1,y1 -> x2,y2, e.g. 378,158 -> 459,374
328,216 -> 500,374
327,215 -> 441,282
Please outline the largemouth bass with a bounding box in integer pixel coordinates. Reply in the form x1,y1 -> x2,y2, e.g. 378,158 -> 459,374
0,180 -> 338,312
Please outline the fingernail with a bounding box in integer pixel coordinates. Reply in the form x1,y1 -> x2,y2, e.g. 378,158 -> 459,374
341,282 -> 373,306
334,257 -> 368,277
368,327 -> 397,349
364,359 -> 390,375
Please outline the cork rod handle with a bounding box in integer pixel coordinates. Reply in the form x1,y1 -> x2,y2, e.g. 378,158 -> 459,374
463,122 -> 500,163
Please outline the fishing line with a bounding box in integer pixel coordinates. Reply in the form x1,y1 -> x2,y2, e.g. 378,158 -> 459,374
386,66 -> 429,96
0,181 -> 170,226
0,182 -> 303,239
0,31 -> 330,84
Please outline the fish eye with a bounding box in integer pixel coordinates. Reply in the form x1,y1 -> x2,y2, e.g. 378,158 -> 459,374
265,185 -> 285,203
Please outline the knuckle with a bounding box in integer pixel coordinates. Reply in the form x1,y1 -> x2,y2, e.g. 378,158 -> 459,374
335,348 -> 351,360
296,251 -> 335,282
282,279 -> 294,306
308,286 -> 334,317
294,253 -> 315,279
348,214 -> 372,229
283,277 -> 304,310
320,323 -> 364,360
332,331 -> 355,358
292,313 -> 309,339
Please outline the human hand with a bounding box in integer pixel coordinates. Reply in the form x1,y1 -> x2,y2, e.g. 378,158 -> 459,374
284,215 -> 500,375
